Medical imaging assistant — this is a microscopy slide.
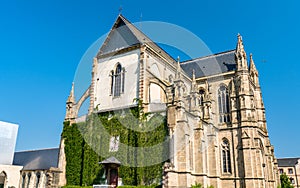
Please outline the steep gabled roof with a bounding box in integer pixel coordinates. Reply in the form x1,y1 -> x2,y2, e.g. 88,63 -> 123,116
98,15 -> 237,79
13,148 -> 59,170
278,158 -> 300,167
97,15 -> 176,63
180,50 -> 236,78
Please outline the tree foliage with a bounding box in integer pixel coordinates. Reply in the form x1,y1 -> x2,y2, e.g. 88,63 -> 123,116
62,106 -> 169,186
278,173 -> 294,188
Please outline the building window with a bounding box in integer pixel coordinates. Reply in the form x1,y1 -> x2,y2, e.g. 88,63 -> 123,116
21,174 -> 26,188
279,169 -> 284,174
35,172 -> 40,188
110,70 -> 114,95
288,168 -> 293,174
290,178 -> 295,184
218,85 -> 230,123
199,89 -> 205,106
221,139 -> 232,173
122,67 -> 125,93
0,171 -> 7,187
110,64 -> 125,97
27,173 -> 31,188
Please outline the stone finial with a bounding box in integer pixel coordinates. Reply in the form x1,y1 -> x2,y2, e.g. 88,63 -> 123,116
249,53 -> 258,74
235,33 -> 248,71
205,80 -> 211,100
65,82 -> 76,122
236,34 -> 245,54
175,56 -> 181,79
191,69 -> 197,92
66,82 -> 75,104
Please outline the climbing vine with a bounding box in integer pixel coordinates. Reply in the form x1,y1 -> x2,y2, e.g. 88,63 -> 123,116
62,106 -> 169,186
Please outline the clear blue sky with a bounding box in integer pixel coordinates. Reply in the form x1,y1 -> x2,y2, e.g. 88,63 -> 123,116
0,0 -> 299,158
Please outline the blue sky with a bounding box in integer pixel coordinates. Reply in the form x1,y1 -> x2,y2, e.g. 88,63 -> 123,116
0,0 -> 299,158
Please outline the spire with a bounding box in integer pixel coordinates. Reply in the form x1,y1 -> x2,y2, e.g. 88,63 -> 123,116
67,82 -> 75,104
191,69 -> 197,92
249,53 -> 258,74
235,34 -> 248,71
175,56 -> 181,79
236,34 -> 245,56
249,53 -> 260,86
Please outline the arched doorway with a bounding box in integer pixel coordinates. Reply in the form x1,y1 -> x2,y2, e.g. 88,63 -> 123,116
0,171 -> 7,188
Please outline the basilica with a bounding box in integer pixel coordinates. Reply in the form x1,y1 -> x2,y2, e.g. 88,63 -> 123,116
61,15 -> 280,188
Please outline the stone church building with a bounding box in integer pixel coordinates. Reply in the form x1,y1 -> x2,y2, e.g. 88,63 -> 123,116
61,15 -> 279,188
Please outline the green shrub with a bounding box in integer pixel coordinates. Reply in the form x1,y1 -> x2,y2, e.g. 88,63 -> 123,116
191,182 -> 203,188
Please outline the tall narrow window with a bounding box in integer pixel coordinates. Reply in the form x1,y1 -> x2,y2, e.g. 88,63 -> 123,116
110,70 -> 114,95
21,174 -> 26,188
222,139 -> 232,173
114,64 -> 122,96
218,85 -> 230,123
35,172 -> 40,188
199,89 -> 205,106
121,67 -> 125,93
27,173 -> 31,188
111,64 -> 125,97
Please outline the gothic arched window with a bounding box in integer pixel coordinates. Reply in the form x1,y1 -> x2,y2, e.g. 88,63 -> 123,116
21,173 -> 26,188
218,85 -> 230,123
110,70 -> 114,95
199,89 -> 205,106
122,67 -> 125,93
222,139 -> 232,173
110,64 -> 125,97
0,171 -> 7,187
35,172 -> 41,188
114,64 -> 122,96
27,173 -> 31,188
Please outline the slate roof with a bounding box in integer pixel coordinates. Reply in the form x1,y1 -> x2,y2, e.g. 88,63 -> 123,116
13,148 -> 59,170
99,156 -> 121,165
277,158 -> 300,167
98,14 -> 237,78
180,50 -> 236,78
97,15 -> 176,63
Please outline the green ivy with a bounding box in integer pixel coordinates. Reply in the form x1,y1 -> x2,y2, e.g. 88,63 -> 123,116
62,106 -> 168,186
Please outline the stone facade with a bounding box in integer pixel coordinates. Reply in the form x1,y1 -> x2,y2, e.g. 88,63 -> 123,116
62,15 -> 279,188
278,158 -> 300,187
0,164 -> 23,188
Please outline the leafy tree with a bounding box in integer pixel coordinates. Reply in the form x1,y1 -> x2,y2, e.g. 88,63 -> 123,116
278,173 -> 294,188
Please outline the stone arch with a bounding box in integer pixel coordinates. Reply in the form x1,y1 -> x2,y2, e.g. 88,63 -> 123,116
149,83 -> 166,103
147,79 -> 170,112
74,87 -> 91,117
148,79 -> 170,102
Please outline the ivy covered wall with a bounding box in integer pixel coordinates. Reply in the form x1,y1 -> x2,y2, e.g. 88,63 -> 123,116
62,107 -> 169,186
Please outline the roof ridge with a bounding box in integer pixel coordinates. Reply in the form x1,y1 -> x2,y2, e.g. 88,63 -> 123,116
180,49 -> 235,65
118,15 -> 177,62
15,147 -> 59,153
278,157 -> 300,159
